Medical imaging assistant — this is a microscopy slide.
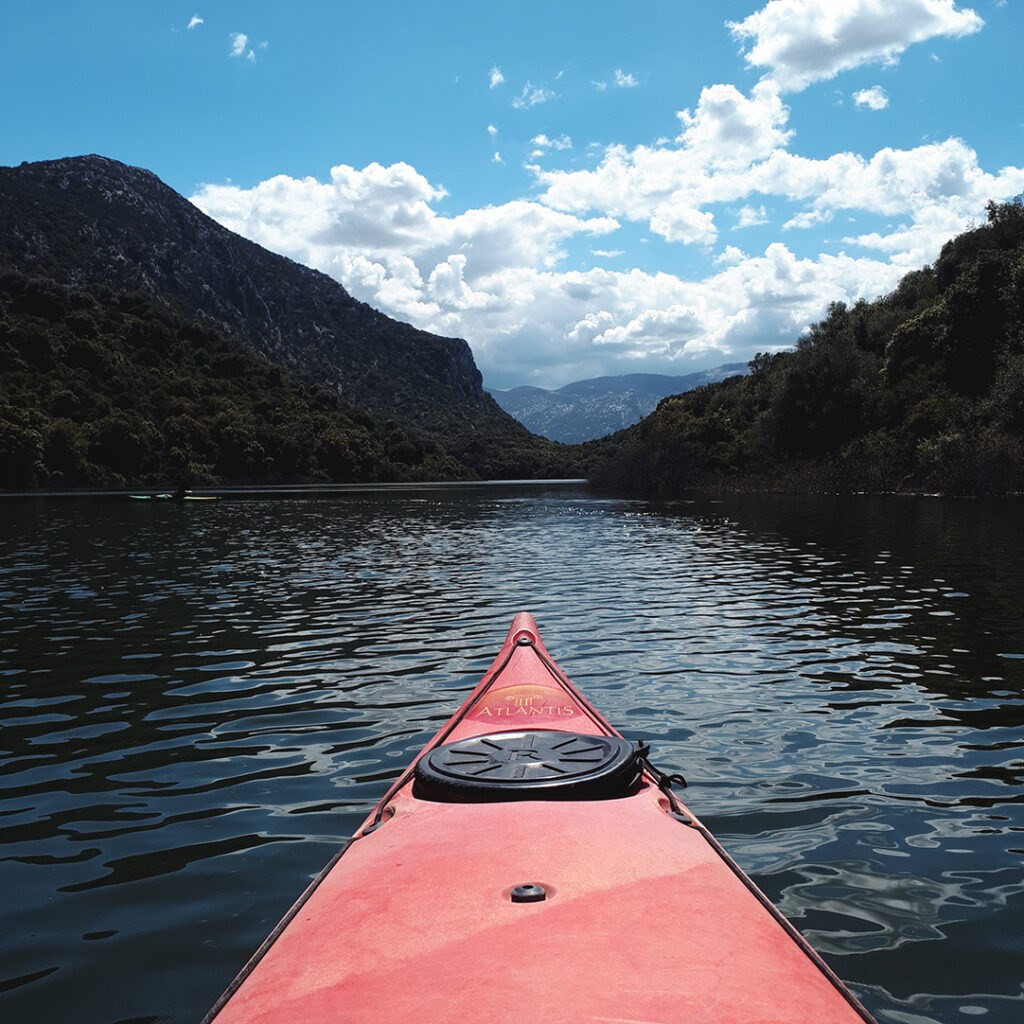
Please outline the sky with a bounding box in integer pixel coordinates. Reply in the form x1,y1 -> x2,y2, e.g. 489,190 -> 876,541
2,2 -> 1023,390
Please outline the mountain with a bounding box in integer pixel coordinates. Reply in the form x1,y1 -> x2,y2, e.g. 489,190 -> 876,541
0,155 -> 578,485
489,365 -> 749,443
0,156 -> 479,423
589,200 -> 1024,498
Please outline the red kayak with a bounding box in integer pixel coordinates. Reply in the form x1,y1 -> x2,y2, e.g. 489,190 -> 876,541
205,613 -> 875,1023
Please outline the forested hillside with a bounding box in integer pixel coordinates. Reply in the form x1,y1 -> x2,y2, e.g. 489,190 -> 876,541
0,270 -> 581,488
591,200 -> 1024,497
0,156 -> 583,488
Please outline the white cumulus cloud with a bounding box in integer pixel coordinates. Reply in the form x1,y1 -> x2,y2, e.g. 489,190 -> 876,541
729,0 -> 983,92
188,14 -> 203,30
489,65 -> 505,89
715,245 -> 748,266
736,205 -> 769,229
677,83 -> 792,166
854,86 -> 890,110
614,69 -> 638,88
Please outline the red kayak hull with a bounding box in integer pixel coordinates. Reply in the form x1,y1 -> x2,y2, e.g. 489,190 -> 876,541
205,613 -> 874,1024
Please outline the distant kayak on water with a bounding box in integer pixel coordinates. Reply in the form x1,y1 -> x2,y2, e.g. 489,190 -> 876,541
128,489 -> 219,502
203,612 -> 876,1024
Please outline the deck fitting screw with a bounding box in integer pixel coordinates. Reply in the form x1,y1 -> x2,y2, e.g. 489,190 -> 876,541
511,883 -> 547,903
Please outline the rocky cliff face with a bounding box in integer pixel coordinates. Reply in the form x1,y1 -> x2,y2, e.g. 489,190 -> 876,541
0,155 -> 488,426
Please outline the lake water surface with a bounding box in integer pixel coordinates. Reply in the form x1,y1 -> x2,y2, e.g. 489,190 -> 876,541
1,483 -> 1023,1023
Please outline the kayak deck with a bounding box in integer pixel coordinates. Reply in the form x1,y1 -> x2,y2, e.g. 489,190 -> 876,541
205,613 -> 874,1024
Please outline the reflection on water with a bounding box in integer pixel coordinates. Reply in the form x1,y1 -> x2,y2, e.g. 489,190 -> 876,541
1,485 -> 1022,1023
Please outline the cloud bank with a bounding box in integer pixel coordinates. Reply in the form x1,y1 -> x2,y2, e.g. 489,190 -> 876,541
192,0 -> 1019,389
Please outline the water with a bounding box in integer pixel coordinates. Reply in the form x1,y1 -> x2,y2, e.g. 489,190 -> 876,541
1,484 -> 1022,1024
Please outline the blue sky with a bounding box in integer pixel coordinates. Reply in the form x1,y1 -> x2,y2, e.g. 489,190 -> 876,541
2,2 -> 1022,389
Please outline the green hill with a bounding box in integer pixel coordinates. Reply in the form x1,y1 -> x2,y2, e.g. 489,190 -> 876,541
590,200 -> 1024,498
0,156 -> 581,488
0,269 -> 476,488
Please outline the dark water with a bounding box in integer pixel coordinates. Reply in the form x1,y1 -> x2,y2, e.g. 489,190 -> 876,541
1,484 -> 1022,1024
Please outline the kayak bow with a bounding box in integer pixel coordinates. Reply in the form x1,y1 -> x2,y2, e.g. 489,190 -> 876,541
205,613 -> 875,1024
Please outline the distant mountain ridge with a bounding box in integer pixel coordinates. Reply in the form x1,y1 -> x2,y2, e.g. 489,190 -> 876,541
0,155 -> 575,481
489,365 -> 749,442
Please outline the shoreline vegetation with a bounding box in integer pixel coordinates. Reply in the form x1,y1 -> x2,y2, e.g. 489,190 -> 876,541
589,199 -> 1024,500
0,269 -> 589,489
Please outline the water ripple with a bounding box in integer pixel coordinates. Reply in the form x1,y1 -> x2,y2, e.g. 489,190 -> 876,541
1,487 -> 1022,1023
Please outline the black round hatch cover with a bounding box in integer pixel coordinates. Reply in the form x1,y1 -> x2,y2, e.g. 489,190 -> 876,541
413,730 -> 642,802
